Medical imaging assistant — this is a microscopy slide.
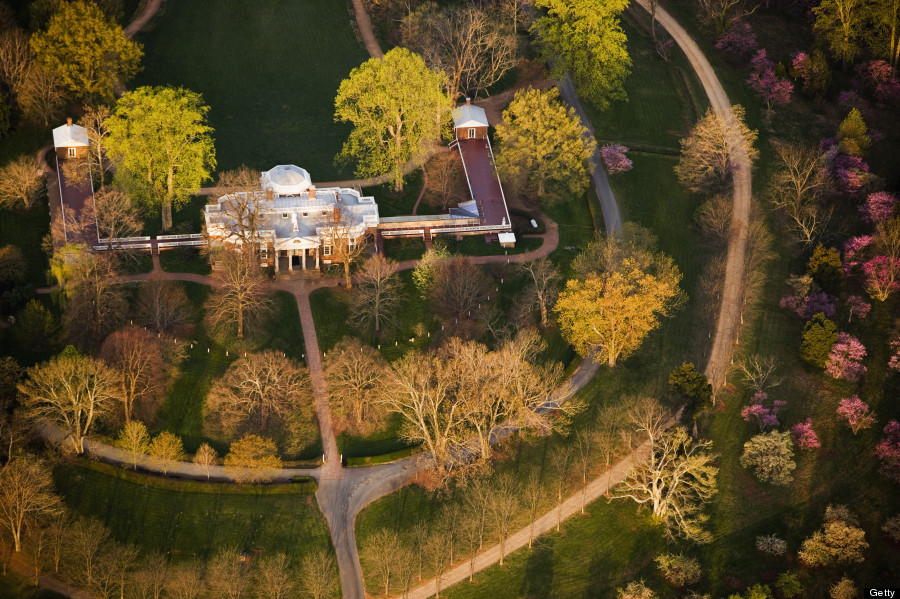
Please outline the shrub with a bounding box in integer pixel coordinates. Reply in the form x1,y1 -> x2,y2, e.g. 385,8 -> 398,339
882,514 -> 900,543
600,144 -> 633,174
755,534 -> 787,556
668,362 -> 712,412
800,313 -> 837,368
654,553 -> 701,588
617,581 -> 656,599
830,577 -> 858,599
740,431 -> 796,486
774,571 -> 803,598
791,419 -> 821,450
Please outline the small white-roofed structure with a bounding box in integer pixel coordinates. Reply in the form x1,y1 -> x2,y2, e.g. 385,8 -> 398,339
52,118 -> 89,159
261,165 -> 312,196
452,98 -> 488,140
498,232 -> 516,248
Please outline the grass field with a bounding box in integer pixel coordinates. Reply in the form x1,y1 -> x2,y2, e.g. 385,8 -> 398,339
53,461 -> 333,566
133,0 -> 368,179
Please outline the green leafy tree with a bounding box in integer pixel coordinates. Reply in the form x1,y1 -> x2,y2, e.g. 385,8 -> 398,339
531,0 -> 631,110
863,0 -> 900,74
813,0 -> 865,68
798,505 -> 868,567
224,434 -> 283,484
774,572 -> 804,598
668,362 -> 712,412
740,430 -> 796,486
837,108 -> 871,157
29,1 -> 142,102
494,86 -> 595,203
106,86 -> 216,232
806,244 -> 843,294
800,312 -> 838,367
334,47 -> 450,193
147,431 -> 185,474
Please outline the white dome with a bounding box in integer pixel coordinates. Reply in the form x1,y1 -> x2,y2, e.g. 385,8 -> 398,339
261,165 -> 312,196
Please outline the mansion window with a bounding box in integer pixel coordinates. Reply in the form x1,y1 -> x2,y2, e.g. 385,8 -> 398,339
67,147 -> 77,158
323,245 -> 332,256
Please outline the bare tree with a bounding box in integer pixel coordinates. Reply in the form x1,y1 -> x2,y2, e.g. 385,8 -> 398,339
101,326 -> 166,423
693,194 -> 733,245
424,529 -> 449,598
426,151 -> 463,210
594,404 -> 626,494
19,354 -> 119,453
206,351 -> 312,437
574,428 -> 594,515
487,473 -> 520,566
515,258 -> 560,327
0,456 -> 61,552
769,143 -> 831,246
15,64 -> 66,126
432,256 -> 490,318
91,542 -> 138,599
78,105 -> 114,191
66,516 -> 110,587
300,550 -> 339,599
463,476 -> 492,552
136,275 -> 194,334
129,552 -> 169,599
351,254 -> 402,335
362,528 -> 400,596
205,548 -> 250,599
551,444 -> 573,531
54,249 -> 127,350
317,201 -> 368,288
164,561 -> 204,599
612,426 -> 718,543
85,187 -> 143,251
192,443 -> 218,480
324,338 -> 388,434
697,0 -> 755,35
23,525 -> 50,586
254,552 -> 296,599
737,354 -> 783,394
45,510 -> 72,574
393,543 -> 416,598
210,166 -> 265,261
523,471 -> 545,549
206,250 -> 272,339
0,28 -> 31,93
115,420 -> 149,469
0,155 -> 44,209
147,431 -> 185,475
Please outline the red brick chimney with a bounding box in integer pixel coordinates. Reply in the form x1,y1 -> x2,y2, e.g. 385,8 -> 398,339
266,189 -> 273,202
309,186 -> 316,200
465,98 -> 471,106
66,117 -> 72,127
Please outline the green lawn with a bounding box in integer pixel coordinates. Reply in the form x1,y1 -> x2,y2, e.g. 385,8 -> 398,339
0,197 -> 50,287
133,0 -> 368,179
53,461 -> 333,566
0,573 -> 65,599
159,248 -> 212,275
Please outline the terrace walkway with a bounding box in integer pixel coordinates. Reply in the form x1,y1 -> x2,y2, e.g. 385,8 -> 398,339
456,138 -> 510,229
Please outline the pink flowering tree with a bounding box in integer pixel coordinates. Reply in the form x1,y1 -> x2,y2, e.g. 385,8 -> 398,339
830,154 -> 871,196
656,38 -> 674,61
837,396 -> 876,434
843,235 -> 873,275
863,256 -> 900,301
791,50 -> 830,97
888,338 -> 900,372
846,295 -> 871,322
854,60 -> 900,105
741,392 -> 787,431
875,420 -> 900,483
600,144 -> 632,174
825,333 -> 867,381
859,192 -> 898,224
791,419 -> 821,451
780,292 -> 836,320
715,22 -> 757,61
748,49 -> 793,112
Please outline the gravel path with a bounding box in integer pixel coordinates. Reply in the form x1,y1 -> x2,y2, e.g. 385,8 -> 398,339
123,0 -> 163,37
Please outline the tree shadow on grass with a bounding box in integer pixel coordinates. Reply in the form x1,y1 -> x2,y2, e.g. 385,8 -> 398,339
520,536 -> 555,599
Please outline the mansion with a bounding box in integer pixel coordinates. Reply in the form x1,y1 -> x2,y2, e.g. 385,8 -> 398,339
204,165 -> 379,272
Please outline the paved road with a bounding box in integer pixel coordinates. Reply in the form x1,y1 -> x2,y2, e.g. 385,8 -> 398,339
123,0 -> 163,37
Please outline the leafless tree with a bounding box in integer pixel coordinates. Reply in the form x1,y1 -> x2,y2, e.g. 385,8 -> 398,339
574,428 -> 595,515
59,251 -> 128,350
362,528 -> 401,596
594,404 -> 626,495
206,250 -> 272,339
324,338 -> 388,434
0,28 -> 31,93
0,410 -> 30,465
351,254 -> 402,334
129,552 -> 168,599
206,351 -> 312,438
402,4 -> 516,99
738,354 -> 784,394
192,443 -> 218,480
210,166 -> 265,262
205,547 -> 251,599
15,64 -> 66,126
769,143 -> 832,246
432,256 -> 490,318
164,561 -> 204,599
693,194 -> 732,246
100,326 -> 166,423
23,525 -> 50,586
0,456 -> 61,552
79,105 -> 114,191
463,475 -> 492,553
45,510 -> 72,574
487,472 -> 519,566
115,420 -> 149,469
522,470 -> 545,549
426,151 -> 464,210
697,0 -> 755,35
91,542 -> 138,599
66,516 -> 111,587
551,444 -> 573,531
254,552 -> 296,599
424,529 -> 450,598
299,550 -> 339,599
393,543 -> 416,598
84,187 -> 143,253
317,201 -> 369,288
515,258 -> 560,327
19,354 -> 119,453
136,275 -> 194,334
147,431 -> 185,475
0,155 -> 44,209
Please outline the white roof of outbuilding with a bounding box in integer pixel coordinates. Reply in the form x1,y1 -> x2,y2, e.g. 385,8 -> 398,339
261,165 -> 312,196
52,122 -> 89,148
452,103 -> 488,129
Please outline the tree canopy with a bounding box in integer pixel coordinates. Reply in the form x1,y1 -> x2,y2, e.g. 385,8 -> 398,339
106,86 -> 216,231
532,0 -> 631,110
334,47 -> 450,193
30,0 -> 142,102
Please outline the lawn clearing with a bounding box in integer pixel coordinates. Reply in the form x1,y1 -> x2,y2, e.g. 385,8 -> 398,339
133,0 -> 368,179
159,248 -> 212,274
0,197 -> 50,287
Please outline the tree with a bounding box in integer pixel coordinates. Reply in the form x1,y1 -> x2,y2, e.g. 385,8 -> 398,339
351,254 -> 402,333
209,165 -> 264,258
136,275 -> 193,333
514,257 -> 560,327
613,425 -> 717,542
555,256 -> 682,367
86,188 -> 143,251
61,252 -> 128,350
106,86 -> 216,231
400,4 -> 517,99
67,516 -> 110,587
617,580 -> 657,599
791,418 -> 821,450
807,244 -> 843,295
791,50 -> 831,97
190,443 -> 218,481
836,395 -> 876,433
531,0 -> 631,110
655,553 -> 701,588
300,550 -> 338,599
324,338 -> 388,434
206,351 -> 313,439
0,155 -> 44,209
747,49 -> 793,113
800,313 -> 838,367
0,28 -> 31,94
426,151 -> 463,210
487,473 -> 519,566
813,0 -> 865,68
798,505 -> 868,567
362,528 -> 400,596
699,0 -> 754,35
224,434 -> 282,483
115,420 -> 149,469
254,553 -> 296,599
861,191 -> 899,223
18,353 -> 119,453
600,143 -> 633,174
100,326 -> 166,423
668,363 -> 712,411
205,548 -> 250,599
837,108 -> 871,157
13,300 -> 58,355
129,552 -> 169,599
716,22 -> 758,60
522,471 -> 545,549
15,64 -> 66,126
825,333 -> 867,381
316,201 -> 369,290
147,431 -> 185,474
431,256 -> 491,318
494,86 -> 595,202
740,430 -> 796,486
30,1 -> 141,102
574,428 -> 594,514
864,0 -> 900,74
675,105 -> 758,195
205,250 -> 272,339
875,420 -> 900,483
0,456 -> 61,552
334,47 -> 449,193
0,245 -> 26,289
76,105 -> 114,191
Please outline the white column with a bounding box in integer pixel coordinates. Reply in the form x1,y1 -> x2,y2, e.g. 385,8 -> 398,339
315,248 -> 319,269
301,248 -> 306,270
274,250 -> 279,272
288,250 -> 293,271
